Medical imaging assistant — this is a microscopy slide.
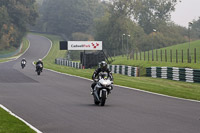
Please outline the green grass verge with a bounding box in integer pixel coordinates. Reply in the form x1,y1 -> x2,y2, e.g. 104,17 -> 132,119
159,40 -> 200,63
129,40 -> 200,63
20,38 -> 29,55
0,38 -> 29,62
0,107 -> 36,133
111,56 -> 200,76
116,40 -> 200,76
33,33 -> 200,101
0,59 -> 8,63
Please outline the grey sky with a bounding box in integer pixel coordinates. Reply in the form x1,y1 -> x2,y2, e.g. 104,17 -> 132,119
171,0 -> 200,27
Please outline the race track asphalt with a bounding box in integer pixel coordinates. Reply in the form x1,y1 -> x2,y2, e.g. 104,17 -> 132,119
0,34 -> 200,133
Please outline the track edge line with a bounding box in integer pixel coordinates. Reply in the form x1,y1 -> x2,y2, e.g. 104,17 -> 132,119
0,104 -> 42,133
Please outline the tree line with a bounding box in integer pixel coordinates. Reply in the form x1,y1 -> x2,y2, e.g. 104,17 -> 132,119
0,0 -> 38,50
190,17 -> 200,39
2,0 -> 199,57
35,0 -> 197,56
94,0 -> 189,55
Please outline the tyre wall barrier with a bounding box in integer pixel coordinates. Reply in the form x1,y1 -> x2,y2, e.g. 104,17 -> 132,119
56,58 -> 139,77
146,67 -> 200,83
55,58 -> 82,69
107,64 -> 139,77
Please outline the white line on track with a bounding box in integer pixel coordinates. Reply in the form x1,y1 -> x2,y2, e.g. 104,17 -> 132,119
32,35 -> 52,67
0,38 -> 42,133
39,35 -> 53,60
0,104 -> 42,133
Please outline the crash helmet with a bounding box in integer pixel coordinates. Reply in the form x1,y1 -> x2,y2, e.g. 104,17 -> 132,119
100,61 -> 107,71
39,59 -> 42,61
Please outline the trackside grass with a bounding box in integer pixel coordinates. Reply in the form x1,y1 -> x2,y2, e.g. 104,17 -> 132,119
35,33 -> 200,101
113,40 -> 200,76
111,56 -> 200,76
130,40 -> 200,63
0,59 -> 8,63
0,107 -> 36,133
110,40 -> 200,100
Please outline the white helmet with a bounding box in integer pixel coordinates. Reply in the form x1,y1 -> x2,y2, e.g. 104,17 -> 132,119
39,59 -> 42,61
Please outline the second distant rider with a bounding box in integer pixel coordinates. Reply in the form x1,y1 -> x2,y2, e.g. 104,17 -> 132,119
36,59 -> 43,72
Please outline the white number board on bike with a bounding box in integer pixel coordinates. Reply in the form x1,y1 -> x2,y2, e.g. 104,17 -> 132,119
68,41 -> 102,50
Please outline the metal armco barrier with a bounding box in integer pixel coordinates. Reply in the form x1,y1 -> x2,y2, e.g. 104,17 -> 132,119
107,64 -> 139,77
146,67 -> 200,83
0,44 -> 22,58
55,58 -> 82,69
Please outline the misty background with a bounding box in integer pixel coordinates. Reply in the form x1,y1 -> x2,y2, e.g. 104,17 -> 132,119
171,0 -> 200,27
1,0 -> 200,60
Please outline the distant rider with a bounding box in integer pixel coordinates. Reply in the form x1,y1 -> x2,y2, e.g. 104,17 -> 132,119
36,59 -> 43,72
21,58 -> 27,64
91,61 -> 113,94
21,58 -> 27,68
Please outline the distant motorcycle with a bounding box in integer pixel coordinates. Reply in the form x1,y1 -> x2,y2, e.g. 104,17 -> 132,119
92,72 -> 113,106
36,63 -> 43,75
21,61 -> 26,69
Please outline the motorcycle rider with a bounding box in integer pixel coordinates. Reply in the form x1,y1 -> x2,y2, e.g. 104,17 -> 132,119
21,58 -> 27,68
36,59 -> 43,72
21,58 -> 26,64
91,61 -> 113,95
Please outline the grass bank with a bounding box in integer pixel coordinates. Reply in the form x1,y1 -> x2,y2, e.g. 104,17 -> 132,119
35,33 -> 200,101
0,107 -> 36,133
0,38 -> 29,62
112,40 -> 200,76
128,40 -> 200,63
112,56 -> 200,76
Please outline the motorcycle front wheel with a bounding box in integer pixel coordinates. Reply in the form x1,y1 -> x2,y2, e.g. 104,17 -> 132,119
37,71 -> 40,75
94,99 -> 100,105
100,91 -> 107,106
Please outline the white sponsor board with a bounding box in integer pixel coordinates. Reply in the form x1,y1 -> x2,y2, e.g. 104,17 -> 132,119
68,41 -> 102,50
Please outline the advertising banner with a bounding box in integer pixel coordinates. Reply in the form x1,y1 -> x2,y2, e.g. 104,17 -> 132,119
68,41 -> 102,50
